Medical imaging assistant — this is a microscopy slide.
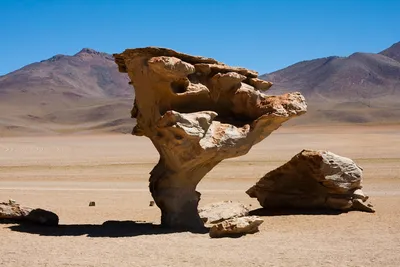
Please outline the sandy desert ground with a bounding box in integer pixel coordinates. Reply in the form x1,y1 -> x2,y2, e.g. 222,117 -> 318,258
1,125 -> 400,267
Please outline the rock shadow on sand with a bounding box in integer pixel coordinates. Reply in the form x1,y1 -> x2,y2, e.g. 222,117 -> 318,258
249,208 -> 345,216
7,220 -> 208,237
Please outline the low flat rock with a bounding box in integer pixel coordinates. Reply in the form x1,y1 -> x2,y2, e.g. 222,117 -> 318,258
0,202 -> 59,226
0,202 -> 27,218
246,150 -> 375,212
209,216 -> 264,238
198,201 -> 249,223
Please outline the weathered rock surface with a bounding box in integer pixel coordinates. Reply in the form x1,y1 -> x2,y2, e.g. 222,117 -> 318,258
209,216 -> 264,238
246,150 -> 375,212
0,201 -> 59,226
114,47 -> 307,230
198,201 -> 249,223
0,201 -> 29,219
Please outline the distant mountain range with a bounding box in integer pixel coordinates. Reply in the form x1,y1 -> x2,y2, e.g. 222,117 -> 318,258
0,48 -> 133,136
261,42 -> 400,125
0,43 -> 399,136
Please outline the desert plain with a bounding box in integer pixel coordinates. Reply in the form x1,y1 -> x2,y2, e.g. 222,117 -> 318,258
0,124 -> 399,267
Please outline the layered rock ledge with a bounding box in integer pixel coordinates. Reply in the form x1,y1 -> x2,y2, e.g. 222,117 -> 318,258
114,47 -> 307,230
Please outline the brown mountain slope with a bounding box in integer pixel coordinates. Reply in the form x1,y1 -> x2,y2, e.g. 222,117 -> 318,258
380,41 -> 400,62
0,48 -> 134,136
261,44 -> 400,125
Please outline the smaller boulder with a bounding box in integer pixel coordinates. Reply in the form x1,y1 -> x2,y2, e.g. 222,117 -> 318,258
25,209 -> 59,226
0,202 -> 59,226
198,201 -> 249,223
209,216 -> 264,238
89,201 -> 96,207
246,150 -> 375,213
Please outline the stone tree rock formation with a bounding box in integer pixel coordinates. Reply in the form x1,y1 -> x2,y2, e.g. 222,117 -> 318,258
114,47 -> 307,230
246,150 -> 375,212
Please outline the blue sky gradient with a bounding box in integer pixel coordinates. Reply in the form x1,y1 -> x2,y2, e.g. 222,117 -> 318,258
1,0 -> 399,75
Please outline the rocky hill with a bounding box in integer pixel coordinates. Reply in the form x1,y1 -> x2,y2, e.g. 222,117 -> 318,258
0,48 -> 133,136
380,41 -> 400,62
261,42 -> 400,125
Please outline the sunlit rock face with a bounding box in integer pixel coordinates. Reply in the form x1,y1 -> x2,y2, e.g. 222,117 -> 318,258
246,150 -> 375,213
114,47 -> 307,230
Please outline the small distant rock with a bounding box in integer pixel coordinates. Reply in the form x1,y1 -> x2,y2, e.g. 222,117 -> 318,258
198,201 -> 249,224
149,201 -> 155,207
89,201 -> 96,207
209,216 -> 264,238
8,199 -> 16,205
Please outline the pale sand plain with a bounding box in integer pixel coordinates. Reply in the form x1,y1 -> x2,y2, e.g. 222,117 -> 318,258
1,125 -> 400,267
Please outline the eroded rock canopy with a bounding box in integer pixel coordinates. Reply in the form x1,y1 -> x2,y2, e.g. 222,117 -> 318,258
246,150 -> 375,212
114,47 -> 307,230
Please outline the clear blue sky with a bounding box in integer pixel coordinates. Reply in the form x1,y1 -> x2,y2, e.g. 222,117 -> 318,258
1,0 -> 399,75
